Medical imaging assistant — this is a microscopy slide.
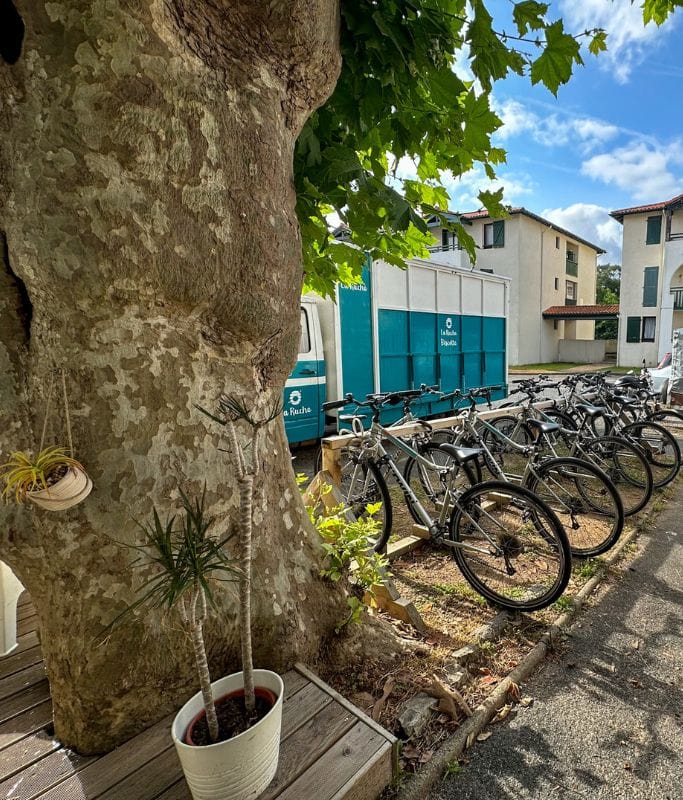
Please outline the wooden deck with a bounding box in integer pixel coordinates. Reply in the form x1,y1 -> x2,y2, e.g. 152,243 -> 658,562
1,596 -> 397,800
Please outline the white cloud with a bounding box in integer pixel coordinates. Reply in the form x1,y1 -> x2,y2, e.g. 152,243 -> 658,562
493,98 -> 619,153
581,141 -> 683,202
558,0 -> 679,83
442,164 -> 534,211
541,203 -> 622,264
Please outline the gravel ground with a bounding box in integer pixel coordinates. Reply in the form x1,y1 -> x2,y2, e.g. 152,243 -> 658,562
432,497 -> 683,800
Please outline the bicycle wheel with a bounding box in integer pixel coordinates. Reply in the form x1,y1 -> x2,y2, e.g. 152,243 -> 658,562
526,457 -> 624,558
338,455 -> 392,552
481,415 -> 532,477
448,481 -> 571,612
579,436 -> 653,516
403,442 -> 479,523
647,409 -> 683,438
621,421 -> 681,488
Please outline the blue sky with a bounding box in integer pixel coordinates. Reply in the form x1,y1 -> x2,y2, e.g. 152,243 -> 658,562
443,0 -> 683,264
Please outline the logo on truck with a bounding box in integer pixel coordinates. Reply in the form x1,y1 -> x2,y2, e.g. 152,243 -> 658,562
440,316 -> 458,348
289,390 -> 302,407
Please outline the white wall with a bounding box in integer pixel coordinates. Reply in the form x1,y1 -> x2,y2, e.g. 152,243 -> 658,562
618,211 -> 663,366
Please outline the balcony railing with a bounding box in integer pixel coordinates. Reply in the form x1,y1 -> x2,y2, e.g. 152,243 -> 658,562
673,287 -> 683,310
428,242 -> 462,252
566,256 -> 578,276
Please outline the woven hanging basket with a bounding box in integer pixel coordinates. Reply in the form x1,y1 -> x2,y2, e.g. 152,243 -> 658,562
27,466 -> 93,511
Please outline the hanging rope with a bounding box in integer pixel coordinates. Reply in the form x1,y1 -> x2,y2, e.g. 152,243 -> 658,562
61,369 -> 74,458
38,371 -> 55,453
38,368 -> 75,457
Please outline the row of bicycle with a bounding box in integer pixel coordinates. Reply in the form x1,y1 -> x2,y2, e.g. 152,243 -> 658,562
321,372 -> 681,614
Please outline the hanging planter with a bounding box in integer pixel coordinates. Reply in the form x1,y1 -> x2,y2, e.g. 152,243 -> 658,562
0,370 -> 92,511
26,463 -> 92,510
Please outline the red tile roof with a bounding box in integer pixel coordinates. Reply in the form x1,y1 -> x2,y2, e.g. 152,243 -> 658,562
459,207 -> 606,253
543,304 -> 619,319
610,193 -> 683,223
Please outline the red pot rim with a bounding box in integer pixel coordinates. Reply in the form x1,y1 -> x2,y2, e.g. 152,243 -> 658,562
184,686 -> 277,746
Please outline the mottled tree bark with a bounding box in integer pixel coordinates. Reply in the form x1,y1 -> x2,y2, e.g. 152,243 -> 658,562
0,0 -> 344,753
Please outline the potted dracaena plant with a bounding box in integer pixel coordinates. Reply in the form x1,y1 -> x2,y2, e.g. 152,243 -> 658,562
173,394 -> 283,800
104,396 -> 282,799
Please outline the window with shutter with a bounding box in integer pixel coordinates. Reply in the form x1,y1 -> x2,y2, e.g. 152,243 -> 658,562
642,266 -> 659,307
484,221 -> 504,248
646,215 -> 661,245
641,317 -> 656,342
626,316 -> 641,343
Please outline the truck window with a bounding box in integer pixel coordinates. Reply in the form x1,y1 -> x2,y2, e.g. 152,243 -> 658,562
299,308 -> 311,354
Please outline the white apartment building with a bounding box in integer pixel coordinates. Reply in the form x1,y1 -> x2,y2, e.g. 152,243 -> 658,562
427,208 -> 605,365
611,194 -> 683,366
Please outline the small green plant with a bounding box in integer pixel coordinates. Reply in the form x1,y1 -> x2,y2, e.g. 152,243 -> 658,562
303,480 -> 389,630
0,446 -> 83,503
103,487 -> 238,743
445,760 -> 463,776
553,595 -> 574,613
573,559 -> 602,581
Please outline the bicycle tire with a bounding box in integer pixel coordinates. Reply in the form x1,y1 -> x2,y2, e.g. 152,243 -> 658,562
621,421 -> 681,488
647,409 -> 683,437
338,456 -> 392,552
579,435 -> 653,516
525,457 -> 624,558
402,442 -> 479,524
448,481 -> 571,611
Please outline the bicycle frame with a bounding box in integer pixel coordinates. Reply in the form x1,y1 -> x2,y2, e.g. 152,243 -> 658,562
343,416 -> 507,557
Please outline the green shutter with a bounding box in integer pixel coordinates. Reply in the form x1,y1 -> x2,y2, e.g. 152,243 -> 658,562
642,266 -> 659,307
626,316 -> 641,343
493,220 -> 504,247
646,216 -> 661,245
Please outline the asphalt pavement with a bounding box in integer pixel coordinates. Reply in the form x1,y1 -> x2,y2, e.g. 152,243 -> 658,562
432,491 -> 683,800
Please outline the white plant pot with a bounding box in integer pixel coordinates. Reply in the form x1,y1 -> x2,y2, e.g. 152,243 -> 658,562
172,669 -> 283,800
27,466 -> 92,511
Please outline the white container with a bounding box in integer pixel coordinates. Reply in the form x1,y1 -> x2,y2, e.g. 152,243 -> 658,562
27,466 -> 92,511
172,669 -> 283,800
0,562 -> 24,655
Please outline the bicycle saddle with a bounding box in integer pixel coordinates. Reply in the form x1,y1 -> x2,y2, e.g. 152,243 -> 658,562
438,444 -> 482,464
575,403 -> 605,417
525,419 -> 560,435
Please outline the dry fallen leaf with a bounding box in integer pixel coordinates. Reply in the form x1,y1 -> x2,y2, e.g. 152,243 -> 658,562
520,696 -> 534,707
508,682 -> 521,702
419,750 -> 434,763
480,675 -> 499,686
402,743 -> 420,760
495,704 -> 512,721
466,731 -> 476,749
371,676 -> 395,721
477,731 -> 492,742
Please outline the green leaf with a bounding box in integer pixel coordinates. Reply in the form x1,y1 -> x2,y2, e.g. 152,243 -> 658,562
588,30 -> 607,56
529,20 -> 583,95
513,1 -> 549,36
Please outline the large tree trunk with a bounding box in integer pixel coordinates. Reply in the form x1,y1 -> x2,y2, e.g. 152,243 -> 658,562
0,0 -> 344,753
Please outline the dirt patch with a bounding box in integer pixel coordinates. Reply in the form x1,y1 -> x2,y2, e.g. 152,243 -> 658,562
313,486 -> 671,781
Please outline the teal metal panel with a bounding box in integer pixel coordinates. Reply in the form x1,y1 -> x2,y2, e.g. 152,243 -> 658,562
463,352 -> 483,391
409,312 -> 438,391
483,316 -> 506,396
379,309 -> 410,392
461,316 -> 482,352
339,262 -> 374,399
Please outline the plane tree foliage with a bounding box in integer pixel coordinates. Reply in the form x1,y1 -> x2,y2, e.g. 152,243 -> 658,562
297,0 -> 679,298
297,0 -> 607,297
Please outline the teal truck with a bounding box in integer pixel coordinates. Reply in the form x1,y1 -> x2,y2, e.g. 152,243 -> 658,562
284,256 -> 509,445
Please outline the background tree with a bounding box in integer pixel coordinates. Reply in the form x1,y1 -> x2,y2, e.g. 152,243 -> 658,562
595,263 -> 621,340
0,0 -> 677,754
